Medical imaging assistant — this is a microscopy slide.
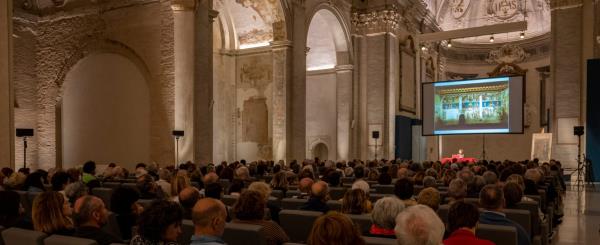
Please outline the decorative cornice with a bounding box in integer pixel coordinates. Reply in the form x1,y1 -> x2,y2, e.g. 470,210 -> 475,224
351,5 -> 401,35
171,0 -> 196,11
485,43 -> 530,64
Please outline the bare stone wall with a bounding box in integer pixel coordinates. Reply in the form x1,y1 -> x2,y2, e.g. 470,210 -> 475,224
12,1 -> 175,170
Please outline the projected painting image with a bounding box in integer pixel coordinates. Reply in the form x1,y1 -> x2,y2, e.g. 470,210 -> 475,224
434,81 -> 509,131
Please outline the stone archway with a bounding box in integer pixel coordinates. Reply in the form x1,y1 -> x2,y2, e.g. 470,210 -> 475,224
312,142 -> 329,161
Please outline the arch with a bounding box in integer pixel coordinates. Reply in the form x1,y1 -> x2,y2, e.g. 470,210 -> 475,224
61,52 -> 151,169
309,139 -> 330,160
306,7 -> 351,70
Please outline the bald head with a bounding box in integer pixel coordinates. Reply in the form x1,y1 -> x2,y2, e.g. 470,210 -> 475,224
203,172 -> 219,184
311,181 -> 329,199
74,195 -> 107,227
192,198 -> 227,237
179,187 -> 201,210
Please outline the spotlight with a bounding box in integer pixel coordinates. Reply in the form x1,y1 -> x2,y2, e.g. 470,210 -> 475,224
489,35 -> 495,43
520,32 -> 525,39
447,40 -> 452,48
421,45 -> 427,51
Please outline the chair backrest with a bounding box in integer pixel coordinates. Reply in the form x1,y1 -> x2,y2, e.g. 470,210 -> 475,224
281,198 -> 307,210
363,236 -> 396,245
101,212 -> 122,240
286,190 -> 301,198
120,183 -> 138,191
219,179 -> 231,190
223,222 -> 267,245
504,208 -> 531,237
476,223 -> 518,245
369,194 -> 387,203
177,219 -> 194,245
516,200 -> 540,236
329,187 -> 347,200
436,204 -> 450,224
91,188 -> 113,210
137,199 -> 154,209
326,200 -> 342,211
271,190 -> 285,200
374,185 -> 395,195
267,196 -> 281,208
341,177 -> 355,184
44,235 -> 98,245
15,191 -> 31,218
101,182 -> 121,190
463,197 -> 480,207
1,227 -> 47,245
222,195 -> 239,206
279,210 -> 322,243
346,214 -> 372,235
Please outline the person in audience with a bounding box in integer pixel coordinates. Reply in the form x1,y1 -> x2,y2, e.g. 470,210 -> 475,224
443,201 -> 494,245
307,211 -> 365,245
270,172 -> 289,195
156,168 -> 172,198
341,188 -> 371,214
0,190 -> 32,229
51,171 -> 71,194
394,178 -> 417,206
232,190 -> 290,245
137,174 -> 165,199
23,171 -> 45,192
32,191 -> 74,235
131,200 -> 183,245
422,176 -> 437,189
326,170 -> 342,187
417,187 -> 441,211
205,182 -> 224,200
171,174 -> 192,201
111,187 -> 143,240
352,179 -> 371,196
397,167 -> 409,180
300,181 -> 330,213
503,182 -> 524,209
482,171 -> 498,185
72,195 -> 122,245
295,177 -> 314,199
235,166 -> 251,182
248,181 -> 281,223
190,198 -> 228,245
368,197 -> 405,238
227,179 -> 244,197
179,187 -> 201,220
82,161 -> 97,184
203,172 -> 219,185
4,171 -> 26,190
394,204 -> 445,245
447,178 -> 467,204
479,184 -> 531,245
377,170 -> 392,185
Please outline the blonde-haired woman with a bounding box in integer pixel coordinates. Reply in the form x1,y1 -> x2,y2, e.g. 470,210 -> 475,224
170,174 -> 191,202
248,182 -> 281,223
32,191 -> 74,235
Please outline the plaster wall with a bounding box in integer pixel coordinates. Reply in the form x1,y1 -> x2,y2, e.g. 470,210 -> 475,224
306,70 -> 337,160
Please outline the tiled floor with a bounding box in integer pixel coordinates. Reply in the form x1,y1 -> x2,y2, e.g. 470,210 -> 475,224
554,184 -> 600,244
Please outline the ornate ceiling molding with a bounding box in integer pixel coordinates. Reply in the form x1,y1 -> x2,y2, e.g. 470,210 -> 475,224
485,43 -> 530,64
351,5 -> 402,35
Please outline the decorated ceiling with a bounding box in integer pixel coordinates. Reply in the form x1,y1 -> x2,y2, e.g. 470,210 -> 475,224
426,0 -> 550,44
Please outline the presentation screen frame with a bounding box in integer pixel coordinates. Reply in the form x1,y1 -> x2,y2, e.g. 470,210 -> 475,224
421,75 -> 525,136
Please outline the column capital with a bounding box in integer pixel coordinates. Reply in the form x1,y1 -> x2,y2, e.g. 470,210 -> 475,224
270,40 -> 293,50
171,0 -> 196,12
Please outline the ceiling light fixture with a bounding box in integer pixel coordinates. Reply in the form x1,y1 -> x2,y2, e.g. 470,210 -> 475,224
520,32 -> 525,39
421,45 -> 427,51
447,40 -> 452,48
489,35 -> 495,43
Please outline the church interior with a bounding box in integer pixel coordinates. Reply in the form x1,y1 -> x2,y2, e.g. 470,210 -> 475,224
0,0 -> 599,244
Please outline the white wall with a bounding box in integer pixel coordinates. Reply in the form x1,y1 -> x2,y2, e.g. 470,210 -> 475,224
62,53 -> 150,169
306,70 -> 337,160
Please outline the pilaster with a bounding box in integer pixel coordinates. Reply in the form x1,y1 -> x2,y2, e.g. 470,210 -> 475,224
0,0 -> 14,168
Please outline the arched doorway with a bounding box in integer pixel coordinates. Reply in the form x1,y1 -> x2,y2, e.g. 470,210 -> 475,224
306,8 -> 352,161
61,53 -> 150,169
312,142 -> 329,161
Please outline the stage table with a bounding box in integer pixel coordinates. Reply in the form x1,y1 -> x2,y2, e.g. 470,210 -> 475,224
441,157 -> 478,164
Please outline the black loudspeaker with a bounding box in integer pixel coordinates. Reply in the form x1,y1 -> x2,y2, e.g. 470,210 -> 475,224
172,130 -> 184,137
372,131 -> 380,139
16,128 -> 34,137
574,126 -> 584,136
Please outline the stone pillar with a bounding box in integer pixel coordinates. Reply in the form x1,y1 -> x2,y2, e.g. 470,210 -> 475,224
171,0 -> 196,164
272,41 -> 293,162
336,65 -> 353,160
289,2 -> 306,162
193,0 -> 217,164
550,0 -> 584,168
0,0 -> 14,168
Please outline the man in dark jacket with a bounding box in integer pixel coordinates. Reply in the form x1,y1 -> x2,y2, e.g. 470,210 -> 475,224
73,196 -> 122,245
479,185 -> 531,245
300,181 -> 330,213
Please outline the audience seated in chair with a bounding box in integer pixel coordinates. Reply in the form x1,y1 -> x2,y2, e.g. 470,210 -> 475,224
0,190 -> 32,229
111,186 -> 143,240
72,195 -> 122,245
447,178 -> 467,205
443,201 -> 494,245
190,198 -> 228,245
417,187 -> 441,211
478,184 -> 531,245
131,199 -> 183,245
32,191 -> 74,236
294,177 -> 314,199
341,189 -> 371,214
367,197 -> 405,239
300,181 -> 330,213
248,182 -> 281,223
137,174 -> 166,199
394,178 -> 417,207
179,187 -> 201,220
171,174 -> 192,202
204,182 -> 224,200
394,204 -> 445,245
156,169 -> 172,198
307,211 -> 365,245
232,190 -> 289,245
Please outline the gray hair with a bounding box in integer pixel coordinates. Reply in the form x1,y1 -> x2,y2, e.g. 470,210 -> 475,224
482,171 -> 498,185
395,204 -> 445,245
422,176 -> 437,188
352,179 -> 370,195
371,197 -> 405,229
158,168 -> 172,181
448,178 -> 467,199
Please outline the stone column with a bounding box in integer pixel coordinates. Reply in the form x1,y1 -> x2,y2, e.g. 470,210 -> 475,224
0,0 -> 14,168
171,0 -> 196,164
272,41 -> 293,162
288,2 -> 307,162
193,0 -> 217,165
336,64 -> 353,160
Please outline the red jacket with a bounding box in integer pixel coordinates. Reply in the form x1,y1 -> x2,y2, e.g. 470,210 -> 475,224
443,229 -> 495,245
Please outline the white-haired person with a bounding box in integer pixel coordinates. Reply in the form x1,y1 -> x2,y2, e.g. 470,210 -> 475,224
394,204 -> 445,245
367,197 -> 405,238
